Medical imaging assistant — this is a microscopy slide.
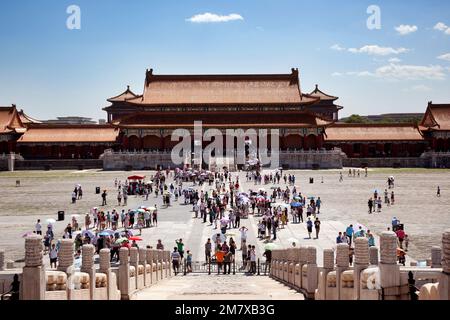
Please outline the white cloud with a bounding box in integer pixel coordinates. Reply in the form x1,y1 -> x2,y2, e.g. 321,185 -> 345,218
434,22 -> 450,35
403,85 -> 433,92
395,24 -> 418,35
348,45 -> 409,56
330,44 -> 346,51
388,57 -> 402,63
373,64 -> 446,80
434,22 -> 448,31
337,64 -> 446,81
438,53 -> 450,62
331,72 -> 343,77
186,13 -> 244,23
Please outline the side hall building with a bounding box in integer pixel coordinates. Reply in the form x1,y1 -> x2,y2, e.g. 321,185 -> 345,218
1,69 -> 450,168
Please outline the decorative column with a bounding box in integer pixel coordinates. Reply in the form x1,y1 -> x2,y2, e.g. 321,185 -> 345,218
147,248 -> 156,284
80,244 -> 95,300
439,229 -> 450,300
130,247 -> 143,290
369,247 -> 379,266
165,251 -> 171,277
336,243 -> 349,300
282,250 -> 289,283
99,248 -> 114,300
57,239 -> 74,274
317,249 -> 334,300
431,246 -> 442,268
22,236 -> 46,300
299,246 -> 308,290
158,250 -> 164,280
139,248 -> 149,287
288,248 -> 296,285
354,237 -> 370,300
379,231 -> 401,300
118,247 -> 130,300
304,246 -> 318,299
152,250 -> 160,282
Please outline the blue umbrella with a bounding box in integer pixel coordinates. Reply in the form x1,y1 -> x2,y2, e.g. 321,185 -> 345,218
99,231 -> 110,237
291,202 -> 303,208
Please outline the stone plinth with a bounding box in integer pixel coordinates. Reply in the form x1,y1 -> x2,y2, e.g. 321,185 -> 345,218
354,238 -> 370,300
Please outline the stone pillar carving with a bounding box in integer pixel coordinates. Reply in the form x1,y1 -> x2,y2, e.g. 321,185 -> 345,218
323,249 -> 335,270
99,249 -> 111,274
118,247 -> 131,300
157,250 -> 164,280
0,249 -> 4,271
354,237 -> 370,300
129,247 -> 142,289
439,229 -> 450,300
166,251 -> 171,277
57,239 -> 74,274
443,230 -> 450,274
369,247 -> 379,265
431,246 -> 442,268
336,243 -> 349,300
379,231 -> 400,299
139,248 -> 149,286
80,244 -> 95,300
22,236 -> 46,300
146,248 -> 156,284
317,249 -> 335,300
152,250 -> 159,282
303,246 -> 318,298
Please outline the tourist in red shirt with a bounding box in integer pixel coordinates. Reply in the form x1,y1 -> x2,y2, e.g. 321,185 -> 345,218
396,229 -> 405,249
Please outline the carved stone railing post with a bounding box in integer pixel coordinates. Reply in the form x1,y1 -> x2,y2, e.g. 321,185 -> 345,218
304,246 -> 318,299
299,246 -> 308,290
57,239 -> 75,299
118,247 -> 130,300
147,248 -> 156,284
369,247 -> 379,266
22,236 -> 46,300
130,247 -> 143,290
439,229 -> 450,300
354,237 -> 370,300
99,248 -> 115,300
317,249 -> 334,300
336,243 -> 349,300
139,248 -> 150,287
379,231 -> 400,300
80,244 -> 95,300
431,246 -> 442,269
0,249 -> 4,271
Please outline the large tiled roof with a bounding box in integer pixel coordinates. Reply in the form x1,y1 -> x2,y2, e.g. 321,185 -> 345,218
0,105 -> 26,134
421,103 -> 450,131
309,85 -> 338,101
17,125 -> 120,143
324,124 -> 424,142
126,68 -> 318,106
116,111 -> 331,128
107,86 -> 139,103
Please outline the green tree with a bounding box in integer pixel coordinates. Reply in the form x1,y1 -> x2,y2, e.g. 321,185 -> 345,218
344,114 -> 368,124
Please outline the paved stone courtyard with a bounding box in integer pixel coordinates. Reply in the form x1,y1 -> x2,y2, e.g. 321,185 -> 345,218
0,168 -> 449,265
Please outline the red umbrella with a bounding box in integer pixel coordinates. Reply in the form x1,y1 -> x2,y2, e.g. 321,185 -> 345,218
129,236 -> 143,241
128,175 -> 145,180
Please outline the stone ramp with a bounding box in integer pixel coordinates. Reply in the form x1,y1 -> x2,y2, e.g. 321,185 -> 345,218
133,274 -> 304,300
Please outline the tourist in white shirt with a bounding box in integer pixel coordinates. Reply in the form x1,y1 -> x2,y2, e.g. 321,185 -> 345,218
49,244 -> 58,268
35,219 -> 42,235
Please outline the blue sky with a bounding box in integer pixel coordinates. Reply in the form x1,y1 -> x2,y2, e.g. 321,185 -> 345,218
1,0 -> 450,120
